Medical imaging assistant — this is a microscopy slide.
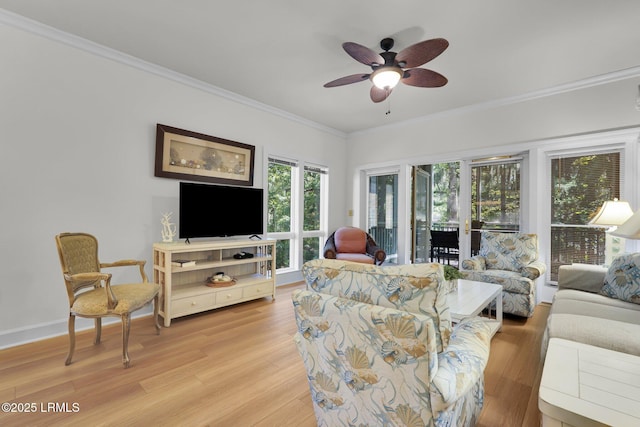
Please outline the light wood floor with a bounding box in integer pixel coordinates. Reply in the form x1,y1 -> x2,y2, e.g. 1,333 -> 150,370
0,283 -> 550,427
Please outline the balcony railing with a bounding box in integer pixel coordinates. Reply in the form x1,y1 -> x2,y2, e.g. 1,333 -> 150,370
371,223 -> 605,278
368,226 -> 397,261
550,225 -> 605,281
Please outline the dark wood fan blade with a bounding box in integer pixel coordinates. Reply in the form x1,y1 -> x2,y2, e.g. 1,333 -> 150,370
396,38 -> 449,68
370,85 -> 392,103
324,73 -> 370,87
343,42 -> 384,66
401,68 -> 448,87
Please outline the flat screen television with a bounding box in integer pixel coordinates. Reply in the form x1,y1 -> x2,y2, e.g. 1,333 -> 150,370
179,182 -> 264,240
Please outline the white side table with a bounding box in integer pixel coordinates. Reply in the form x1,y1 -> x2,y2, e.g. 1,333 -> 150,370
539,338 -> 640,427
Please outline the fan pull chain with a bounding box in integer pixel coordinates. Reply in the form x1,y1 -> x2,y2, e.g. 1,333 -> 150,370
385,88 -> 392,115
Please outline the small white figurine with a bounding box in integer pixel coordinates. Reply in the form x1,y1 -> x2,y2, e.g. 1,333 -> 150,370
161,212 -> 177,243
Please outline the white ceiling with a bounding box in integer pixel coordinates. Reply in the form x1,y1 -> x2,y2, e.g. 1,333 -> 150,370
2,1 -> 640,134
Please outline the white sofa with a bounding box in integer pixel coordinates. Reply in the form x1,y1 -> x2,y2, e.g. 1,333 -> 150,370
541,258 -> 640,359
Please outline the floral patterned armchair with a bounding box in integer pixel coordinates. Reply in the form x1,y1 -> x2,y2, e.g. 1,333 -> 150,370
293,259 -> 491,426
461,232 -> 546,317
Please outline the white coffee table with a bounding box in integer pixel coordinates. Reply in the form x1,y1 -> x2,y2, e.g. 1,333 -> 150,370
446,279 -> 502,337
539,338 -> 640,427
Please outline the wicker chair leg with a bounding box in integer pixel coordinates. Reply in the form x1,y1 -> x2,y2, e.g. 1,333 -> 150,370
153,294 -> 161,334
65,314 -> 76,366
121,314 -> 131,368
94,318 -> 102,345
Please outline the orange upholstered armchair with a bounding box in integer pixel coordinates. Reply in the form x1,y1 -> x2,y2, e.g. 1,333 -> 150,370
323,226 -> 386,265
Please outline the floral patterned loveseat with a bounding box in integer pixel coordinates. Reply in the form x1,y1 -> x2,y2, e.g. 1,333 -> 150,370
461,232 -> 546,317
292,259 -> 492,427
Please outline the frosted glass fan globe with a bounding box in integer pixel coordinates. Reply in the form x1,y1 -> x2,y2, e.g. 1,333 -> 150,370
371,68 -> 402,90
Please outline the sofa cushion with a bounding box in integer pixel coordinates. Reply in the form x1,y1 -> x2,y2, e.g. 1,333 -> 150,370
601,253 -> 640,304
479,232 -> 538,273
551,289 -> 640,324
557,263 -> 607,293
302,259 -> 452,352
335,253 -> 374,264
334,227 -> 366,254
461,269 -> 534,295
545,313 -> 640,357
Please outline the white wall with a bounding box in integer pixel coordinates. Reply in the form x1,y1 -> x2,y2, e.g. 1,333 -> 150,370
345,75 -> 640,305
0,23 -> 347,348
347,78 -> 640,165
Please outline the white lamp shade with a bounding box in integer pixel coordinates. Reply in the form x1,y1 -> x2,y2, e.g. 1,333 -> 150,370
371,68 -> 402,89
610,209 -> 640,239
588,199 -> 633,226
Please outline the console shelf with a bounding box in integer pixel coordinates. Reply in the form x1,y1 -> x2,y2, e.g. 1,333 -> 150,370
153,239 -> 276,327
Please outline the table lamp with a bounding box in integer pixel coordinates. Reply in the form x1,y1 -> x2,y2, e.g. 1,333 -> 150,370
611,208 -> 640,239
588,198 -> 634,265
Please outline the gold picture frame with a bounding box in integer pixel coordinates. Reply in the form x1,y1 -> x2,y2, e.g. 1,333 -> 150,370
155,124 -> 255,186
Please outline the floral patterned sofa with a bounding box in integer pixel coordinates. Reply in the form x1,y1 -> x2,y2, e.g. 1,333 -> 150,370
293,259 -> 492,427
460,232 -> 546,317
541,254 -> 640,358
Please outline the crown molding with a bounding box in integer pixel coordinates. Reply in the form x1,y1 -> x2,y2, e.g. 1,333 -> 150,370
0,9 -> 347,139
351,67 -> 640,137
3,8 -> 639,140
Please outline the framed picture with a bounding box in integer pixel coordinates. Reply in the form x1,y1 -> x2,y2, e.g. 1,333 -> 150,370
155,124 -> 255,186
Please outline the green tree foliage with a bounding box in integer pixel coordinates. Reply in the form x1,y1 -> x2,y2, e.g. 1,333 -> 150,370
268,162 -> 323,268
471,163 -> 520,228
549,153 -> 618,279
552,154 -> 619,224
268,162 -> 291,268
432,162 -> 459,223
303,170 -> 322,262
304,170 -> 321,231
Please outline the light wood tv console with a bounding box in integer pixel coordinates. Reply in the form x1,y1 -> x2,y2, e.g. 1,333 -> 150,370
153,239 -> 276,327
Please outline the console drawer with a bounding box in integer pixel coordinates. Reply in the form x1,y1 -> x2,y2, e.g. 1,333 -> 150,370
216,287 -> 243,305
172,293 -> 215,316
243,282 -> 273,299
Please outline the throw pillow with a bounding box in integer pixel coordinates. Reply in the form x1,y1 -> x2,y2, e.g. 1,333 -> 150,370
601,253 -> 640,304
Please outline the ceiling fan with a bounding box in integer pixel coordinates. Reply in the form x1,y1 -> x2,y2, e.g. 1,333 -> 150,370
324,37 -> 449,103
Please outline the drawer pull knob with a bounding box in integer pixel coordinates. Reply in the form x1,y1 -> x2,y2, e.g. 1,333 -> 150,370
191,301 -> 196,306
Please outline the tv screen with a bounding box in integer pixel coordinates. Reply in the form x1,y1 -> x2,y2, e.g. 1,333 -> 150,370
179,182 -> 264,239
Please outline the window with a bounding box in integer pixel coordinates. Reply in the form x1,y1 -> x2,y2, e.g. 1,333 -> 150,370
471,160 -> 521,232
367,173 -> 398,264
303,165 -> 327,263
549,151 -> 621,281
267,158 -> 295,269
267,157 -> 327,271
432,162 -> 460,229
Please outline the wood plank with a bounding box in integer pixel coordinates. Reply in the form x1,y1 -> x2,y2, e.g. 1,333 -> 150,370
0,283 -> 550,426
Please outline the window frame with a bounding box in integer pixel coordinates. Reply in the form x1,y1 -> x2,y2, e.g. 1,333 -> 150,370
544,144 -> 628,283
301,163 -> 329,264
266,155 -> 328,274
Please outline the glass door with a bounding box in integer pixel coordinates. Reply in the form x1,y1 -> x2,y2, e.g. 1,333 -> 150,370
464,158 -> 522,255
411,167 -> 431,263
367,173 -> 398,264
411,162 -> 461,265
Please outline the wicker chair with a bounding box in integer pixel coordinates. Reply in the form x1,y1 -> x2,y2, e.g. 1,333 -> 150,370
323,226 -> 386,265
55,232 -> 160,368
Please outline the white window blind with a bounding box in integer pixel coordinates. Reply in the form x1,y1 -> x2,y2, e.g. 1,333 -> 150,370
549,151 -> 622,281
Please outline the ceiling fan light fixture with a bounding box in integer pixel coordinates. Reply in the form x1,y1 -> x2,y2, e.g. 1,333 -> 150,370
371,67 -> 402,90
